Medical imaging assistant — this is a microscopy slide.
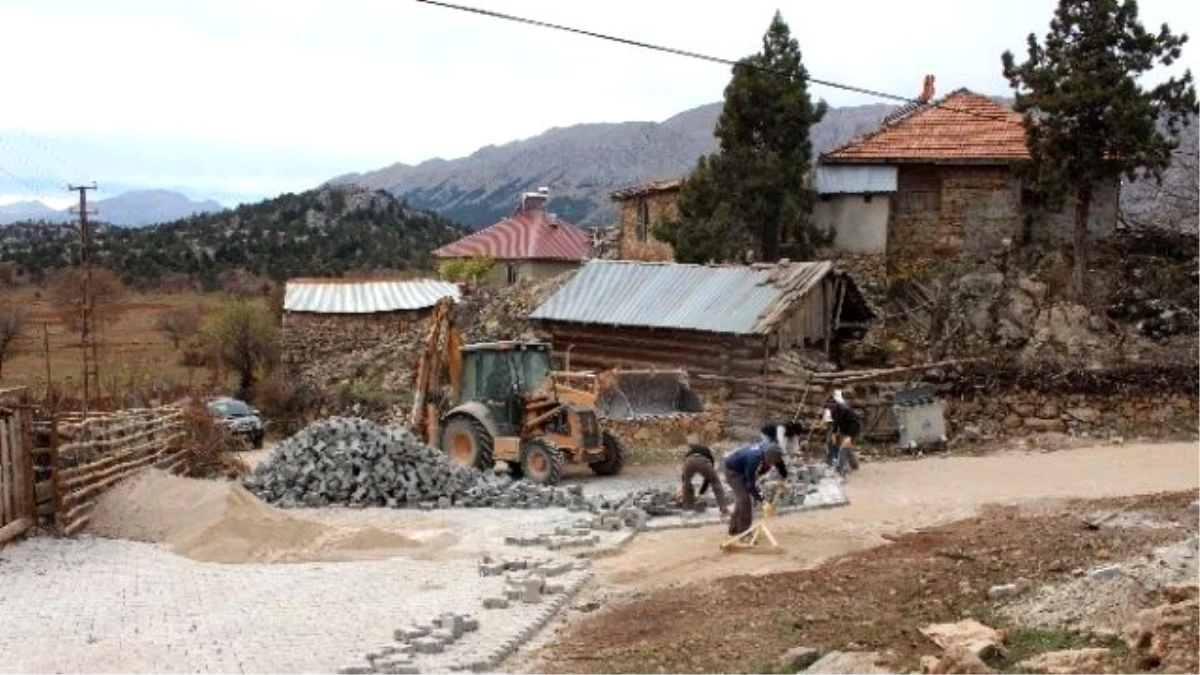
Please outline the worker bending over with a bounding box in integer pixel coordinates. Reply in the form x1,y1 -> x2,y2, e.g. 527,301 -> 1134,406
820,389 -> 861,474
722,441 -> 788,536
760,421 -> 806,456
679,444 -> 729,517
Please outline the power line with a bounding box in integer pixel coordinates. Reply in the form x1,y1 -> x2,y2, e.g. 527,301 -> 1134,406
413,0 -> 1025,127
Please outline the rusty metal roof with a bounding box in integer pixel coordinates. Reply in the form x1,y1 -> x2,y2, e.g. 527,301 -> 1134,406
529,260 -> 840,335
283,278 -> 460,314
609,177 -> 685,201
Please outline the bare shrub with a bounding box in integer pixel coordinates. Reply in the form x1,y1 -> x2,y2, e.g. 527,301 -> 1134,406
253,370 -> 324,436
156,306 -> 202,350
0,300 -> 28,379
46,267 -> 125,334
175,400 -> 250,480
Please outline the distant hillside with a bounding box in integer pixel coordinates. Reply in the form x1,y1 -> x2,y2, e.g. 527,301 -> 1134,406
0,189 -> 224,227
330,102 -> 900,228
0,186 -> 468,289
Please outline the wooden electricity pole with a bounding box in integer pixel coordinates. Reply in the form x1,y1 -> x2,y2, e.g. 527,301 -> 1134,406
67,183 -> 98,417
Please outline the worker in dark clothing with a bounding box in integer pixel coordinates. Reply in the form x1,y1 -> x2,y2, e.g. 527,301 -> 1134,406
819,389 -> 862,474
722,441 -> 788,536
760,421 -> 806,456
679,444 -> 729,516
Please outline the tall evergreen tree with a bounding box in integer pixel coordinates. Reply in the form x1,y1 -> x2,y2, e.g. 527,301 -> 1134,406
1002,0 -> 1197,300
657,12 -> 828,264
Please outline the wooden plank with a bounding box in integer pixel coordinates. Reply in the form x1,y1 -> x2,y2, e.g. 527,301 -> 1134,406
20,406 -> 35,521
0,415 -> 12,526
10,409 -> 26,521
49,417 -> 63,530
60,433 -> 183,484
0,517 -> 30,546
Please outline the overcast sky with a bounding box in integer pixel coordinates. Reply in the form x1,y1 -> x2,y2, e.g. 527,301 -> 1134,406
1,0 -> 1196,208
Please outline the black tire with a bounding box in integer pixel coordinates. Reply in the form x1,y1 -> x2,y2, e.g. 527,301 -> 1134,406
252,433 -> 265,450
507,461 -> 524,480
589,430 -> 627,476
519,438 -> 565,485
440,416 -> 494,472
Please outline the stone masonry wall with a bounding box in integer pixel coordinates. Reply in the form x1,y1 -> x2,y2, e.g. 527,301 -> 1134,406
887,165 -> 1120,277
945,390 -> 1198,443
600,410 -> 725,453
616,191 -> 678,261
282,310 -> 429,378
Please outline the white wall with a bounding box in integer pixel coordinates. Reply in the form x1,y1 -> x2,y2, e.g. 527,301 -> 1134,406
814,194 -> 890,254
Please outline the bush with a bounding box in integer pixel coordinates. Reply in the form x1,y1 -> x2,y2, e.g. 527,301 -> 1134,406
253,370 -> 324,436
438,255 -> 495,284
177,399 -> 250,480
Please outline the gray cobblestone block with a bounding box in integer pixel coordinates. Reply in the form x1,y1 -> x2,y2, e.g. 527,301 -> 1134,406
483,596 -> 509,609
543,582 -> 565,594
477,562 -> 504,577
430,628 -> 456,644
462,616 -> 480,632
434,613 -> 464,638
394,625 -> 430,641
411,636 -> 445,654
520,587 -> 542,604
376,660 -> 420,675
337,666 -> 374,675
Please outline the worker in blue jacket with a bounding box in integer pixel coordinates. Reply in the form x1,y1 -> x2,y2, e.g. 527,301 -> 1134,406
722,441 -> 788,536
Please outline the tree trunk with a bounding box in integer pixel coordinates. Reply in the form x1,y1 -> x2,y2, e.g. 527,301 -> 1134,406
1068,184 -> 1093,302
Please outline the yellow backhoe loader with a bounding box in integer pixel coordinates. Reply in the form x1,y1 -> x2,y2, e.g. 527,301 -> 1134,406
409,297 -> 692,485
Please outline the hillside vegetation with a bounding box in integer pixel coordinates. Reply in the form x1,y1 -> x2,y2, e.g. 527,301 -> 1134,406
0,186 -> 467,289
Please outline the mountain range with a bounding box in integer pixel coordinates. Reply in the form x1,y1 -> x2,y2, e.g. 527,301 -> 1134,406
0,189 -> 224,227
329,102 -> 900,228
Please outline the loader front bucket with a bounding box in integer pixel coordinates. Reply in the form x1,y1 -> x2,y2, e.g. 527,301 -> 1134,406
594,369 -> 703,419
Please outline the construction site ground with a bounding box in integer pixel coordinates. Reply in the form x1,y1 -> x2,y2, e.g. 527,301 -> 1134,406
510,441 -> 1199,674
0,441 -> 1195,674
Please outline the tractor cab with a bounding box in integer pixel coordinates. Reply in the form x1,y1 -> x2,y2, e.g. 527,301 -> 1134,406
457,341 -> 553,436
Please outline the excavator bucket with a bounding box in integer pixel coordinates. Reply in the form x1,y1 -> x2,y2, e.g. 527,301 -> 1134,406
593,369 -> 703,420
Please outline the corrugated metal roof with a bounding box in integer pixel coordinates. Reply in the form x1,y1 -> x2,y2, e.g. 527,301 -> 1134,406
814,165 -> 898,194
283,279 -> 461,314
529,260 -> 836,335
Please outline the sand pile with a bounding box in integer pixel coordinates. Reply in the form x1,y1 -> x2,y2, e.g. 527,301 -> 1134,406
86,469 -> 430,564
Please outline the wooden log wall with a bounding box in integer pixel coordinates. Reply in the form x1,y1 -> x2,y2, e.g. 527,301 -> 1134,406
44,405 -> 188,535
0,396 -> 35,546
542,322 -> 778,438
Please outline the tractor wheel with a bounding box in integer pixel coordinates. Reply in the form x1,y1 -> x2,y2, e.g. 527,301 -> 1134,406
440,416 -> 494,472
519,438 -> 565,485
589,431 -> 627,477
507,462 -> 524,480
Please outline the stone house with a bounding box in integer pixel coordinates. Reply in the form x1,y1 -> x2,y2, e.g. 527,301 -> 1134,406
609,177 -> 683,261
432,188 -> 591,287
280,277 -> 460,371
817,88 -> 1120,271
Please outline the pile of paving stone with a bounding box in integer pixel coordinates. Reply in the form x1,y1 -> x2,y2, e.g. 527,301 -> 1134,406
241,417 -> 577,509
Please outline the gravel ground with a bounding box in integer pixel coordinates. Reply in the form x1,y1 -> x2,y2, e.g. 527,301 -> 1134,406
0,468 -> 848,674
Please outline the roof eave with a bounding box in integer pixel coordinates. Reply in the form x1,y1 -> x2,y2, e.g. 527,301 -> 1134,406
821,156 -> 1029,166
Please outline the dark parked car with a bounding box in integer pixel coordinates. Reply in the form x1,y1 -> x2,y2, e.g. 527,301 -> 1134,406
207,397 -> 265,449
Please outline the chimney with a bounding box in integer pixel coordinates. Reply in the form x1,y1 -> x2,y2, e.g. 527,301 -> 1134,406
919,74 -> 936,103
519,187 -> 549,214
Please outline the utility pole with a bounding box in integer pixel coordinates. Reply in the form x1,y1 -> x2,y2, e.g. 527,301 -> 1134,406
67,183 -> 98,417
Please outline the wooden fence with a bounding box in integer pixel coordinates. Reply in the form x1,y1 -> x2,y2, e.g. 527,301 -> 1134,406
0,389 -> 35,545
50,405 -> 188,535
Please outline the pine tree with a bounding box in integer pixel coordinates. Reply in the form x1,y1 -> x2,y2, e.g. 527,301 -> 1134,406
657,11 -> 828,264
1002,0 -> 1197,301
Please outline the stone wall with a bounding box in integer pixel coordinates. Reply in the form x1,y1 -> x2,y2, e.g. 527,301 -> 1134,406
616,191 -> 678,261
887,165 -> 1119,276
944,390 -> 1198,443
281,310 -> 430,390
600,410 -> 725,453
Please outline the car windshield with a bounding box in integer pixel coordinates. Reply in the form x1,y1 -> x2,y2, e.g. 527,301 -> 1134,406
208,399 -> 252,417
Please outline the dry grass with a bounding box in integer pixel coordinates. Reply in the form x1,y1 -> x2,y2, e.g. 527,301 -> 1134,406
0,286 -> 236,397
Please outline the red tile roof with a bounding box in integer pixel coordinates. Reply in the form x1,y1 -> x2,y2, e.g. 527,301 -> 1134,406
609,177 -> 684,201
433,209 -> 591,262
822,89 -> 1028,164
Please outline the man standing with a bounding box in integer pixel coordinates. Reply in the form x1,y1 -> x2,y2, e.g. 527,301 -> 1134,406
760,420 -> 806,456
679,444 -> 729,517
722,441 -> 788,536
820,390 -> 861,474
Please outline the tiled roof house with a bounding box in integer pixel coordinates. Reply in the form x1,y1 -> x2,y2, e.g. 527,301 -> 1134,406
433,188 -> 591,286
815,84 -> 1118,265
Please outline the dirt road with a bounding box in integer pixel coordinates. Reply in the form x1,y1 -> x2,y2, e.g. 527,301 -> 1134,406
593,441 -> 1199,590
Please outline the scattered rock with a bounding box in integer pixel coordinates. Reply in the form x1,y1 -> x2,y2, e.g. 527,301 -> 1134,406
920,644 -> 994,674
802,651 -> 890,674
920,619 -> 1004,659
1088,564 -> 1123,581
780,646 -> 824,671
1017,647 -> 1112,674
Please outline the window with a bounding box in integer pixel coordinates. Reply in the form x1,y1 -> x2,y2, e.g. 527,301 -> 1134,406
506,264 -> 518,284
636,199 -> 650,241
